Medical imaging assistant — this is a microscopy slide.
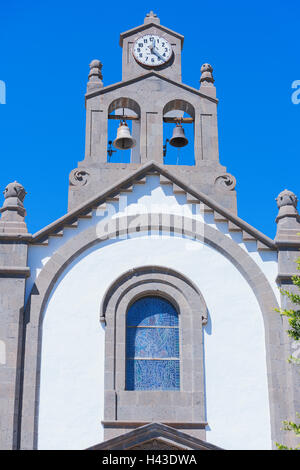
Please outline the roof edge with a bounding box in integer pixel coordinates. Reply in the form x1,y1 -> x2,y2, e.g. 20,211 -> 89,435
85,71 -> 218,104
87,422 -> 222,450
119,23 -> 184,48
31,161 -> 276,250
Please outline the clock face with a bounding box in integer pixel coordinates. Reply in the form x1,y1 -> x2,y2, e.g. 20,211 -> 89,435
133,34 -> 172,67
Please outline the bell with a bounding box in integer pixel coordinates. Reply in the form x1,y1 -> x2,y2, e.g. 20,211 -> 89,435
169,124 -> 188,148
113,122 -> 136,150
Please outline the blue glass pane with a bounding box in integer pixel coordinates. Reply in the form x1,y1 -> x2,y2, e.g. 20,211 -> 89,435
126,359 -> 180,390
127,327 -> 179,358
127,297 -> 178,327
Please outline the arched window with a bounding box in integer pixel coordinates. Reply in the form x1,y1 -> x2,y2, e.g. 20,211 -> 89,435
163,99 -> 195,166
107,97 -> 141,164
126,296 -> 180,391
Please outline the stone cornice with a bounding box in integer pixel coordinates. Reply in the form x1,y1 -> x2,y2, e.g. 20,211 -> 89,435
102,420 -> 208,428
276,273 -> 294,283
0,266 -> 30,277
0,233 -> 32,241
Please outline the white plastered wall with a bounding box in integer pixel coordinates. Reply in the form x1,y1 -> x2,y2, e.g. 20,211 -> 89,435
29,176 -> 278,450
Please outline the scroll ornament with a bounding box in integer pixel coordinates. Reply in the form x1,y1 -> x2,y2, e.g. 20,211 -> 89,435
215,173 -> 236,191
69,169 -> 90,187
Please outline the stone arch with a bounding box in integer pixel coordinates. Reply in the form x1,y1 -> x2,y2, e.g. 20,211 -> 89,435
108,97 -> 141,117
20,214 -> 286,449
107,97 -> 141,163
100,265 -> 207,324
162,99 -> 195,165
163,99 -> 195,119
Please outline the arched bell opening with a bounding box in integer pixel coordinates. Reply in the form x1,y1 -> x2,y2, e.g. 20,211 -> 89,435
162,100 -> 195,166
107,98 -> 141,164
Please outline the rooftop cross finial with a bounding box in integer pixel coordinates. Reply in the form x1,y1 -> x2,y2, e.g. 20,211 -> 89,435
146,10 -> 157,18
144,10 -> 160,24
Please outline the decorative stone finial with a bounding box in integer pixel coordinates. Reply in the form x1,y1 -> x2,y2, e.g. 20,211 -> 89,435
144,10 -> 160,25
200,63 -> 215,86
275,189 -> 300,244
276,189 -> 298,209
3,181 -> 26,203
87,59 -> 103,92
0,181 -> 28,234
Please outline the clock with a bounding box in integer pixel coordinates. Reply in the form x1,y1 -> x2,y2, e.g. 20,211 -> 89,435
133,34 -> 172,67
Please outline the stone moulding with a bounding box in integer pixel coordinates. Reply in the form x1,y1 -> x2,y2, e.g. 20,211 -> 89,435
0,266 -> 30,277
20,213 -> 287,449
100,265 -> 208,324
87,422 -> 222,451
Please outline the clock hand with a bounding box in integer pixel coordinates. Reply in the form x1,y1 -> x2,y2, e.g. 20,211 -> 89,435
152,48 -> 166,62
147,40 -> 166,63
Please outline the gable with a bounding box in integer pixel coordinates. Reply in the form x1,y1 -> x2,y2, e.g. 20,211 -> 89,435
30,163 -> 275,249
87,423 -> 222,450
119,23 -> 184,48
25,165 -> 279,306
86,72 -> 218,103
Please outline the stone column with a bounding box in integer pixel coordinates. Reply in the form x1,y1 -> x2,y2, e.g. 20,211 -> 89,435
0,181 -> 30,449
197,64 -> 219,163
275,189 -> 300,448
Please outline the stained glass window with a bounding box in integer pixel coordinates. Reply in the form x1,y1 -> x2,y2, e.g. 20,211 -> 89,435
126,296 -> 180,390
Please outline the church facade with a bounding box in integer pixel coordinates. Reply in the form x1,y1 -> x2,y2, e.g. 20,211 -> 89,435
0,12 -> 299,450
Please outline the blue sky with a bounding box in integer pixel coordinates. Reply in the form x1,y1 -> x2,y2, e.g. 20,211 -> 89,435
0,0 -> 299,237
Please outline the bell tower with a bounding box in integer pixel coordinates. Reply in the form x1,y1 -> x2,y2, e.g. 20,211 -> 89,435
68,12 -> 237,215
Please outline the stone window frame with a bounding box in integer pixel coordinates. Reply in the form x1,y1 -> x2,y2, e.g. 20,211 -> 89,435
100,265 -> 208,439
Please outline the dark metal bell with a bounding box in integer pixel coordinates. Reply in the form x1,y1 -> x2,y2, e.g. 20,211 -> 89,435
113,122 -> 136,150
169,124 -> 188,148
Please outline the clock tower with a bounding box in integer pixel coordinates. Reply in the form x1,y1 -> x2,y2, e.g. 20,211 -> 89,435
120,11 -> 183,82
69,11 -> 237,217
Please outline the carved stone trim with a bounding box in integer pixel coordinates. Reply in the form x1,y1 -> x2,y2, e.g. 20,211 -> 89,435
214,173 -> 236,191
0,266 -> 30,277
69,169 -> 90,187
101,265 -> 208,324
